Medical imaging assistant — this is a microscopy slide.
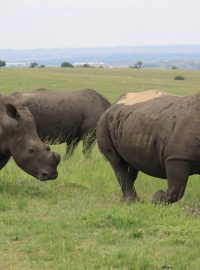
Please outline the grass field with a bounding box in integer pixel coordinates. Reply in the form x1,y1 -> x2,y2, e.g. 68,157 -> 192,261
0,67 -> 200,269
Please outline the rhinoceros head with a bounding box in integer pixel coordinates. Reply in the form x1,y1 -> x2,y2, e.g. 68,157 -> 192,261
5,102 -> 60,180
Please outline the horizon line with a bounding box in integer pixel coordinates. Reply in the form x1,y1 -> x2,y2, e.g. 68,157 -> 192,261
0,43 -> 200,51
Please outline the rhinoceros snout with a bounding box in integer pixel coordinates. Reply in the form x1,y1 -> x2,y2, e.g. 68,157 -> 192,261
38,171 -> 58,181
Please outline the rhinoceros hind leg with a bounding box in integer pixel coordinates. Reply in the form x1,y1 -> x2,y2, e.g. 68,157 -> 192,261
104,150 -> 139,202
119,166 -> 140,203
97,116 -> 139,202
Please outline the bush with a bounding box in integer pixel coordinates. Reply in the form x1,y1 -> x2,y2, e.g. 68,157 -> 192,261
174,75 -> 185,80
82,64 -> 92,68
29,62 -> 38,68
171,65 -> 177,70
76,63 -> 93,68
129,61 -> 143,69
0,60 -> 6,67
61,62 -> 74,68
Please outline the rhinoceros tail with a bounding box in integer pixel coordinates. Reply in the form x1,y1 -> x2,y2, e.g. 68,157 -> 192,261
97,111 -> 118,161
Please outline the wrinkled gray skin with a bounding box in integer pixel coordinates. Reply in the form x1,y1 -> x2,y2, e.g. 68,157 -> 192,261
97,91 -> 200,204
0,94 -> 60,181
13,88 -> 110,157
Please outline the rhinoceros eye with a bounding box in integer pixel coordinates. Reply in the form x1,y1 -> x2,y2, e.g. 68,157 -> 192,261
28,148 -> 35,154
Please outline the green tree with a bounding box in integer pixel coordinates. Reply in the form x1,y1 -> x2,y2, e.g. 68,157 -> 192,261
29,62 -> 38,68
134,61 -> 143,69
129,61 -> 143,69
0,60 -> 6,67
61,62 -> 74,68
82,63 -> 92,68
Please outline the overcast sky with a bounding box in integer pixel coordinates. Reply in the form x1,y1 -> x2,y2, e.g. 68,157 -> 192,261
0,0 -> 200,49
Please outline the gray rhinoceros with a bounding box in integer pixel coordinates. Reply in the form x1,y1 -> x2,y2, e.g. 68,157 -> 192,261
97,90 -> 200,204
0,94 -> 60,180
12,88 -> 110,157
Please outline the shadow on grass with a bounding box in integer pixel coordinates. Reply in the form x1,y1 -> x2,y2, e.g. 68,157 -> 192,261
64,182 -> 88,191
0,177 -> 52,198
0,174 -> 89,202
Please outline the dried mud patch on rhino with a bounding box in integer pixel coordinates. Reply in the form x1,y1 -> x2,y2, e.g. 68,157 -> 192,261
117,90 -> 164,106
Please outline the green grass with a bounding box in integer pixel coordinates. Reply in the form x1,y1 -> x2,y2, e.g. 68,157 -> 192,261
1,67 -> 200,100
0,67 -> 200,269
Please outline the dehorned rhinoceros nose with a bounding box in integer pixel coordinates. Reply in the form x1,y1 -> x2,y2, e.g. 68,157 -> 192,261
39,171 -> 58,181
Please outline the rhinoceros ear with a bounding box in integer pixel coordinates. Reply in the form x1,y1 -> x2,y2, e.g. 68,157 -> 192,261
6,104 -> 20,120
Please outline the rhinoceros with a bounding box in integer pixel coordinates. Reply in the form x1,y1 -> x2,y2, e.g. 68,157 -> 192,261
97,90 -> 200,204
12,88 -> 110,157
0,94 -> 60,180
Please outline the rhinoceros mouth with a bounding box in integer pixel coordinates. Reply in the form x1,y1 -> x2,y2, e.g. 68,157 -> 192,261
37,171 -> 58,181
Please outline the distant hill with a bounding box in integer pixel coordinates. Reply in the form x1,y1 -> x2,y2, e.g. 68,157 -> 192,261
1,45 -> 200,69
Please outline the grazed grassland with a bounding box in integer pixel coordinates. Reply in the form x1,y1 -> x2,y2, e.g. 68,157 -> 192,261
0,68 -> 200,269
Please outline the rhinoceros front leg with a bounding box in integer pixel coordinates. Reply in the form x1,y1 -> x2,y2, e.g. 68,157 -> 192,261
152,160 -> 190,204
